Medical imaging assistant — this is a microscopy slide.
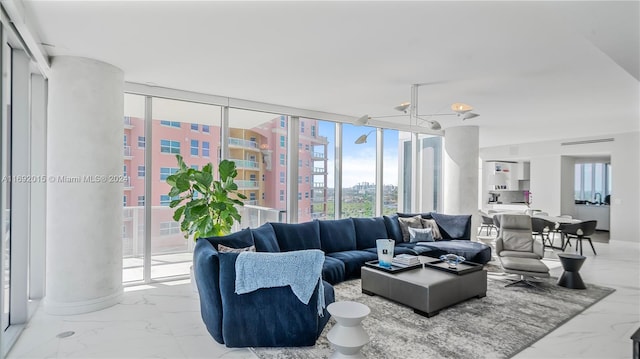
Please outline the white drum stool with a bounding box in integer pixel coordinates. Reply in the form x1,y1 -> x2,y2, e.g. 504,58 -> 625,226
326,301 -> 370,358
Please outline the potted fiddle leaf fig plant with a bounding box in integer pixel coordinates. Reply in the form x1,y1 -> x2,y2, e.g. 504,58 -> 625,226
166,154 -> 246,240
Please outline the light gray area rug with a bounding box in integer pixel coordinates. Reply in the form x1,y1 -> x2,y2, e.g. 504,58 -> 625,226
253,276 -> 614,359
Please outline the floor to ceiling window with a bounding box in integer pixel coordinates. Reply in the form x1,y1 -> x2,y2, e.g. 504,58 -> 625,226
150,98 -> 221,280
311,120 -> 335,220
123,94 -> 146,282
229,109 -> 287,226
418,134 -> 443,212
121,90 -> 445,282
0,25 -> 47,356
341,124 -> 376,218
575,161 -> 611,202
0,28 -> 11,335
382,129 -> 399,215
397,132 -> 442,213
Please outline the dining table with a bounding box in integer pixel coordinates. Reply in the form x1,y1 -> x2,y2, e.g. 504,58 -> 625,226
532,214 -> 582,250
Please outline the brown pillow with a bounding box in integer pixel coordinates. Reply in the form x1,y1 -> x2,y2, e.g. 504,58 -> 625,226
420,218 -> 442,240
398,215 -> 424,242
217,244 -> 256,253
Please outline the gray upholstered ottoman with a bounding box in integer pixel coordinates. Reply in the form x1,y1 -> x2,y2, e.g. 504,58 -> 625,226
499,257 -> 550,287
500,257 -> 550,277
361,265 -> 487,317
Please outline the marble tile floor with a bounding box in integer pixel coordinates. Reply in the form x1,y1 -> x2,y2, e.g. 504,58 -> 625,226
7,240 -> 639,359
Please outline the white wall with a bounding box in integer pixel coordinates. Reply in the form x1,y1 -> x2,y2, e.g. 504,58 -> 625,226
529,156 -> 561,215
480,131 -> 640,242
560,156 -> 575,217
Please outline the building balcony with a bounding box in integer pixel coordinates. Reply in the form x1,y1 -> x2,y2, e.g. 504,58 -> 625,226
230,159 -> 260,170
312,167 -> 327,175
124,145 -> 132,158
313,182 -> 326,188
310,135 -> 328,145
124,116 -> 133,129
233,204 -> 286,230
244,200 -> 258,205
312,196 -> 325,203
228,137 -> 259,150
311,152 -> 325,160
123,176 -> 132,190
311,212 -> 328,220
237,180 -> 259,189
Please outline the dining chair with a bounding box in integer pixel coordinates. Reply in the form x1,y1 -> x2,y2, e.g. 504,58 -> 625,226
478,211 -> 498,236
561,220 -> 598,255
530,217 -> 555,248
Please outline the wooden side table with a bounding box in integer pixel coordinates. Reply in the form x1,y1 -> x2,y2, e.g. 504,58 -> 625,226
326,301 -> 370,358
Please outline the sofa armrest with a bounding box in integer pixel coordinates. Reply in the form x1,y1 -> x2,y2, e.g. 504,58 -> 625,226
193,238 -> 224,344
217,252 -> 333,347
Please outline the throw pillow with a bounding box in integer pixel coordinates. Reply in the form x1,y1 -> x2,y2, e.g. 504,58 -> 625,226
398,215 -> 423,242
420,218 -> 442,240
408,227 -> 434,243
217,243 -> 256,253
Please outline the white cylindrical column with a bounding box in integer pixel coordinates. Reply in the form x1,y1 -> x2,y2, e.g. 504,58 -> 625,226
443,126 -> 479,239
45,56 -> 124,315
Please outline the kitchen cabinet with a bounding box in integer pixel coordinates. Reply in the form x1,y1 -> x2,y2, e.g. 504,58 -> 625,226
574,204 -> 610,231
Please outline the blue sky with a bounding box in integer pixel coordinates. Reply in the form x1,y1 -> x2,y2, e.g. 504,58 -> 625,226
318,121 -> 399,188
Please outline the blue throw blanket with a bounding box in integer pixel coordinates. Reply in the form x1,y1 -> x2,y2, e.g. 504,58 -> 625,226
235,249 -> 326,316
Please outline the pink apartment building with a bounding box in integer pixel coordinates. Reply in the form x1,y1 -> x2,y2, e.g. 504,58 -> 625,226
122,115 -> 328,257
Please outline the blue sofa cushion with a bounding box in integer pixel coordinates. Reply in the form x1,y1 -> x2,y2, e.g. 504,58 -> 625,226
271,221 -> 321,252
251,223 -> 281,252
318,219 -> 357,253
398,212 -> 434,219
200,228 -> 254,251
418,240 -> 492,264
322,256 -> 346,285
217,252 -> 333,347
327,250 -> 378,279
383,215 -> 404,244
193,238 -> 224,344
352,217 -> 389,249
431,213 -> 472,240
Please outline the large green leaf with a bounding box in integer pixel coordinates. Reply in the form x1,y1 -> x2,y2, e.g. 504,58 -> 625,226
169,199 -> 183,208
193,182 -> 208,195
175,176 -> 190,192
168,187 -> 182,197
172,206 -> 185,222
194,171 -> 213,189
176,154 -> 188,170
218,160 -> 236,181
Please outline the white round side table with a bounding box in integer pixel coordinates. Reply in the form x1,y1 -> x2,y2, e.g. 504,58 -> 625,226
326,301 -> 371,358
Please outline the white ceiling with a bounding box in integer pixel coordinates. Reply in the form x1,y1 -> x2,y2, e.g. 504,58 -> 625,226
21,0 -> 640,148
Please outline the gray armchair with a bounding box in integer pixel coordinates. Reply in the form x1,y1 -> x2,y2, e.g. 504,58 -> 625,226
496,214 -> 550,287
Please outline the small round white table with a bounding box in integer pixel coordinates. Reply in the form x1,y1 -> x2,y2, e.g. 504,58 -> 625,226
326,301 -> 371,358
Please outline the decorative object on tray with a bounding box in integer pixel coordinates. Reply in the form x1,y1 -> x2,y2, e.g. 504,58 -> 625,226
376,239 -> 395,268
392,254 -> 421,267
424,259 -> 483,275
364,260 -> 422,273
440,253 -> 465,269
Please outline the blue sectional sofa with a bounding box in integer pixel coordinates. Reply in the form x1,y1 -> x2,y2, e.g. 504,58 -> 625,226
193,212 -> 491,348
